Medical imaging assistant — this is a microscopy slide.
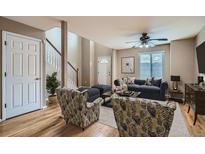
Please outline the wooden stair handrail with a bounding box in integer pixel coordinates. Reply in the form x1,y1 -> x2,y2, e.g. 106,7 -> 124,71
46,38 -> 79,87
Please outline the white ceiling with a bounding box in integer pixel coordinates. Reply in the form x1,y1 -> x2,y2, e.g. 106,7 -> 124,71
5,16 -> 205,49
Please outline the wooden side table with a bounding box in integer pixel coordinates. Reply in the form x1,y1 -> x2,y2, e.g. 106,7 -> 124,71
169,90 -> 184,103
185,83 -> 205,125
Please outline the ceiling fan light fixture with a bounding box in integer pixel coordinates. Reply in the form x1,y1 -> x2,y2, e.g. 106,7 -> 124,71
127,33 -> 166,49
145,44 -> 149,48
138,42 -> 153,48
139,44 -> 143,48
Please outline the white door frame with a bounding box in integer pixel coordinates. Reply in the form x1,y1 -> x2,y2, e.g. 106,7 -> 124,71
1,31 -> 44,121
97,56 -> 112,85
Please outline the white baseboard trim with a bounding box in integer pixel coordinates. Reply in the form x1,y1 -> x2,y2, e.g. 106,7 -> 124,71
42,105 -> 48,109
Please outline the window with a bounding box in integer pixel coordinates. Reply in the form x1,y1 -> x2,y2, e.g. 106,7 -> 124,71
47,49 -> 52,65
139,51 -> 164,79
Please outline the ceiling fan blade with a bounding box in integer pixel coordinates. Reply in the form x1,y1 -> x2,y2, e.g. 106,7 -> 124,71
132,42 -> 142,48
149,38 -> 168,41
148,41 -> 156,47
125,40 -> 140,44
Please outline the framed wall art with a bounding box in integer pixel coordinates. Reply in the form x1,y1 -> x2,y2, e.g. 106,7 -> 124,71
121,56 -> 135,74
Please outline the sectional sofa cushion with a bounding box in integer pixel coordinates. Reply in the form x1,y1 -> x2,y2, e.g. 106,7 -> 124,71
127,81 -> 168,101
134,79 -> 146,85
151,79 -> 162,87
78,87 -> 100,102
128,84 -> 160,93
92,84 -> 112,96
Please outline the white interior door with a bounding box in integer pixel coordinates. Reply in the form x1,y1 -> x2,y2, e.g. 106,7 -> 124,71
5,32 -> 41,118
97,56 -> 111,85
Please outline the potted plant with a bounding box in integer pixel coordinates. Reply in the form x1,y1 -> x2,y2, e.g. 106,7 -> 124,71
46,72 -> 60,104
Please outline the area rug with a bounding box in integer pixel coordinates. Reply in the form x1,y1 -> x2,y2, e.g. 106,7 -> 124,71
99,103 -> 191,137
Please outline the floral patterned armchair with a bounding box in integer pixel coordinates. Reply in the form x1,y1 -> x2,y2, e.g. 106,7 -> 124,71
112,94 -> 176,137
56,88 -> 103,130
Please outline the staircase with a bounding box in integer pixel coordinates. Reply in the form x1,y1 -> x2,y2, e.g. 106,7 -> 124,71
46,38 -> 79,89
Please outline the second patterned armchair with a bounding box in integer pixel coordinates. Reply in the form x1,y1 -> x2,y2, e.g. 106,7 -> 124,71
112,95 -> 176,137
56,88 -> 103,130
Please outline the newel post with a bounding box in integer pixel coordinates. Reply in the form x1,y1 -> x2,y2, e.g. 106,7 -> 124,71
61,21 -> 68,88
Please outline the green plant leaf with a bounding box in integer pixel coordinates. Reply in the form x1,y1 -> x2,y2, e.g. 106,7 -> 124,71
46,72 -> 60,96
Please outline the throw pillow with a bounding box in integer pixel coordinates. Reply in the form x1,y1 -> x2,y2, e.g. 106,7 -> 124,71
122,77 -> 128,84
114,79 -> 121,86
127,77 -> 135,84
145,78 -> 152,86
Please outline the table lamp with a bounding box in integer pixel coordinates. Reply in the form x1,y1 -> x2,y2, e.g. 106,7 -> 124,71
171,75 -> 180,91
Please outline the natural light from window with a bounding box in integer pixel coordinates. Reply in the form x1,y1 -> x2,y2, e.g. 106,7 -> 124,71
139,51 -> 164,79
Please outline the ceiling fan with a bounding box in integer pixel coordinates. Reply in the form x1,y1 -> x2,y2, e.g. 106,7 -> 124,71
126,33 -> 168,48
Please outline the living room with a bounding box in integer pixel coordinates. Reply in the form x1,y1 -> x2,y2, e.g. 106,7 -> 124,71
0,16 -> 205,138
2,0 -> 205,154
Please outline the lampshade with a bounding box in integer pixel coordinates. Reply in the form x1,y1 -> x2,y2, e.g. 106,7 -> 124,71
171,75 -> 180,81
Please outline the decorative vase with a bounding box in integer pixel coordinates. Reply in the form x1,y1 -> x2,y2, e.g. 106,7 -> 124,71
48,95 -> 58,104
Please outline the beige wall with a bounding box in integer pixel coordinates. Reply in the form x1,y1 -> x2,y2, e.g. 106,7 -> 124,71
112,49 -> 117,88
116,44 -> 170,82
170,38 -> 195,92
68,32 -> 82,85
81,40 -> 113,86
81,38 -> 91,86
0,17 -> 45,119
90,41 -> 95,85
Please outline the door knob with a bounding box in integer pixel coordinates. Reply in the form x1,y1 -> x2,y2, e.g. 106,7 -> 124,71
35,77 -> 41,80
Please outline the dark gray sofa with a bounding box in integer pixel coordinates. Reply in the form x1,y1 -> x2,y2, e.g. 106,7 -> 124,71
78,84 -> 112,102
78,87 -> 100,102
127,79 -> 168,101
91,84 -> 112,96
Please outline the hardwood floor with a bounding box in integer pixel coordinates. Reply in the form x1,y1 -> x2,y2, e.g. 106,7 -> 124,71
179,103 -> 205,137
0,104 -> 119,137
1,102 -> 205,137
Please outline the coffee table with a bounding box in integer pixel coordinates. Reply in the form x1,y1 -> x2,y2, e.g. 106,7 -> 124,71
101,90 -> 141,107
116,91 -> 141,98
102,91 -> 113,104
